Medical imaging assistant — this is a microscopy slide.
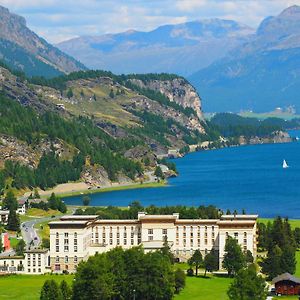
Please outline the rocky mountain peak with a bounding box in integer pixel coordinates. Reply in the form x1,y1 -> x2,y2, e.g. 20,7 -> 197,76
0,5 -> 85,75
279,5 -> 300,18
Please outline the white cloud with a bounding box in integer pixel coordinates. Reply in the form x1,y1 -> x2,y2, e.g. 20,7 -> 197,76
1,0 -> 300,43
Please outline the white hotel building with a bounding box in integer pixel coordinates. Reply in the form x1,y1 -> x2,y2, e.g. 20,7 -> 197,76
49,213 -> 257,273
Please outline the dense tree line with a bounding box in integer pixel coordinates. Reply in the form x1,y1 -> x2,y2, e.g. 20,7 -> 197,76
72,246 -> 181,300
31,193 -> 67,213
210,113 -> 289,138
75,201 -> 222,219
258,217 -> 297,279
0,94 -> 142,189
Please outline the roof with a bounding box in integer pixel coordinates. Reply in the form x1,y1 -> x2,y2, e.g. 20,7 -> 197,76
272,273 -> 300,284
24,249 -> 48,254
221,215 -> 258,220
60,215 -> 98,221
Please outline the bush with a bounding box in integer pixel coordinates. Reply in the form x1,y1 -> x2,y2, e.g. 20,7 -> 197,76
187,268 -> 194,276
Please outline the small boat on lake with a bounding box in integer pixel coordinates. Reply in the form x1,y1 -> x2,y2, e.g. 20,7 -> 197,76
283,159 -> 289,169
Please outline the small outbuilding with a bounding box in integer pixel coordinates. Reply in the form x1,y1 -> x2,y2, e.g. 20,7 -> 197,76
272,272 -> 300,296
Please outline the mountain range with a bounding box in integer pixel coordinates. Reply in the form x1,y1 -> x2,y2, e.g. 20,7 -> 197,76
189,5 -> 300,113
0,6 -> 86,77
58,5 -> 300,113
57,19 -> 254,77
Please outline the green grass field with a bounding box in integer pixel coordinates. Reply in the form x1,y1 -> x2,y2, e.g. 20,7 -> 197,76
0,274 -> 74,300
175,275 -> 233,300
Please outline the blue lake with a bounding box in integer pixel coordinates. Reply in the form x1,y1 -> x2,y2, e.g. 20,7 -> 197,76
64,130 -> 300,218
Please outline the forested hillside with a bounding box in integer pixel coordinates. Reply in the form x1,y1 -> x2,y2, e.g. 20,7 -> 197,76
0,63 -> 211,192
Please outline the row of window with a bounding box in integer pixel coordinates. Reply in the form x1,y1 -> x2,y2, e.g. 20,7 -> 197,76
55,256 -> 78,263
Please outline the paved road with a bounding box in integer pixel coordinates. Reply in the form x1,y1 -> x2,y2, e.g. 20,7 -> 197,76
21,216 -> 57,249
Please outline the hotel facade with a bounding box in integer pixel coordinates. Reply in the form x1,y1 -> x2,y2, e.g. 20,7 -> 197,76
49,213 -> 257,273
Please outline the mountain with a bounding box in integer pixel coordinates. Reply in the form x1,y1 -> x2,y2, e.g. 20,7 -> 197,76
0,6 -> 86,77
57,19 -> 254,76
189,5 -> 300,113
0,65 -> 212,191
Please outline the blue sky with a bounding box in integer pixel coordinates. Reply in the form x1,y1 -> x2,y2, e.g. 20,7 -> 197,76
0,0 -> 299,43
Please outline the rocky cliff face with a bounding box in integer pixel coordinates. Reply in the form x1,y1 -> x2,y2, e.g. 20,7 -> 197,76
129,77 -> 203,120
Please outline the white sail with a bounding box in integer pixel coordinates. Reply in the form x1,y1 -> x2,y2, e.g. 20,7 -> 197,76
283,159 -> 289,168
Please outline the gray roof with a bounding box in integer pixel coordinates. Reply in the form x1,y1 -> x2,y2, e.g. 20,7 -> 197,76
272,273 -> 300,284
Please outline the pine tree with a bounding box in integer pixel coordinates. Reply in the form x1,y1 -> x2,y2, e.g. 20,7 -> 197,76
2,190 -> 18,211
60,280 -> 72,300
223,236 -> 246,276
66,88 -> 73,99
40,280 -> 63,300
227,265 -> 268,300
7,209 -> 20,232
109,89 -> 114,98
188,250 -> 203,276
204,250 -> 219,277
15,239 -> 26,256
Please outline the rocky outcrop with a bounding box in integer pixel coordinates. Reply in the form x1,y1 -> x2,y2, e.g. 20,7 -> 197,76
238,131 -> 292,145
129,77 -> 203,119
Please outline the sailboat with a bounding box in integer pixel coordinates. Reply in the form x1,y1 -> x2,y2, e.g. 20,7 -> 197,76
283,159 -> 289,169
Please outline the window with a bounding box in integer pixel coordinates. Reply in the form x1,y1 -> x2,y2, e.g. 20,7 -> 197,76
56,232 -> 59,238
74,246 -> 78,252
244,239 -> 247,244
117,239 -> 120,245
123,232 -> 127,238
74,256 -> 78,263
11,261 -> 14,267
64,246 -> 69,252
74,232 -> 77,238
110,239 -> 113,245
234,232 -> 238,239
28,269 -> 30,273
74,239 -> 77,245
205,239 -> 207,245
244,232 -> 247,238
117,233 -> 120,238
131,239 -> 134,245
212,226 -> 214,231
110,233 -> 113,238
148,236 -> 153,241
124,239 -> 127,245
131,232 -> 134,238
212,239 -> 215,244
33,268 -> 36,273
162,229 -> 167,235
56,256 -> 59,263
205,226 -> 207,231
38,268 -> 41,273
197,239 -> 200,246
148,229 -> 153,235
190,239 -> 193,245
56,246 -> 59,252
64,239 -> 69,244
64,233 -> 68,238
190,232 -> 193,237
65,256 -> 68,263
38,261 -> 41,267
183,232 -> 186,238
212,232 -> 215,238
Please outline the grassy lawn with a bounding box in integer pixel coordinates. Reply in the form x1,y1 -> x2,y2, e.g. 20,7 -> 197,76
8,237 -> 19,248
25,208 -> 62,218
34,220 -> 50,240
175,275 -> 233,300
0,274 -> 74,300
